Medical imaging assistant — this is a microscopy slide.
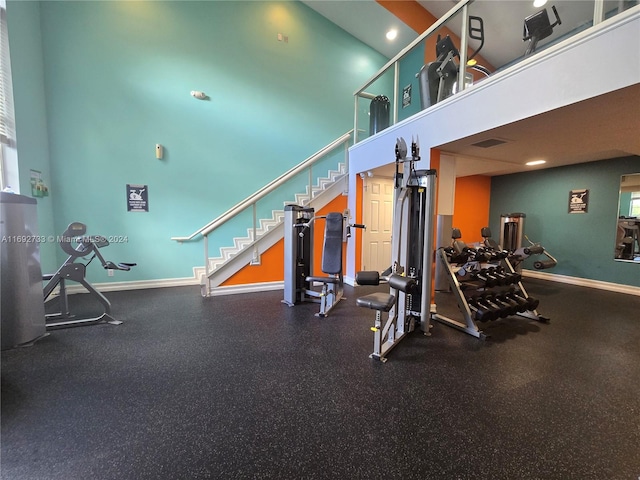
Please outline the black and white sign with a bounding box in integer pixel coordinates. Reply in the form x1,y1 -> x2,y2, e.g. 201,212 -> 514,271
127,184 -> 148,212
402,84 -> 412,108
568,189 -> 589,214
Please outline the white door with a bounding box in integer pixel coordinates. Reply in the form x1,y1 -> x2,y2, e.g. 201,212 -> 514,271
361,177 -> 394,273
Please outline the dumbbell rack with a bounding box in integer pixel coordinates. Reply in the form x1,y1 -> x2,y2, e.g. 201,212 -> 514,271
433,247 -> 550,339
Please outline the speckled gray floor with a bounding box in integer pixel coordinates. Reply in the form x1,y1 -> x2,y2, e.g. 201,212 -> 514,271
2,279 -> 640,480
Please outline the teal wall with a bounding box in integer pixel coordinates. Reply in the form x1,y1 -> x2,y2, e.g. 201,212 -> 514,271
619,191 -> 632,216
5,1 -> 58,274
490,156 -> 640,287
397,41 -> 424,123
354,41 -> 423,142
7,0 -> 387,283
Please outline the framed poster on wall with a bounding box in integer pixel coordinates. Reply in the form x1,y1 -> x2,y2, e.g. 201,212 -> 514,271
569,189 -> 589,213
127,184 -> 148,212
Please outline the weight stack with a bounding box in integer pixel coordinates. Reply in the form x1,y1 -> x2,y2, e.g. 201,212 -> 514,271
500,212 -> 526,252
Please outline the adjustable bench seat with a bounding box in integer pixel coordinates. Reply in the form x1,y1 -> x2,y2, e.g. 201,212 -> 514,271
306,276 -> 341,284
356,293 -> 395,312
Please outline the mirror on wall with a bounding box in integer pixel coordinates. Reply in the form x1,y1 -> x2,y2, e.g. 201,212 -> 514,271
615,173 -> 640,262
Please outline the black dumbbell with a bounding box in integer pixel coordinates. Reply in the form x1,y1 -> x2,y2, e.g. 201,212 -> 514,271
477,294 -> 509,318
485,267 -> 509,286
491,294 -> 520,316
501,292 -> 529,312
474,268 -> 500,287
467,297 -> 498,322
507,291 -> 539,311
482,294 -> 513,317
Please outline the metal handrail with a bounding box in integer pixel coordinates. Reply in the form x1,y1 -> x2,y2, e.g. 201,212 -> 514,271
353,0 -> 473,96
353,0 -> 473,143
355,0 -> 613,131
171,130 -> 353,242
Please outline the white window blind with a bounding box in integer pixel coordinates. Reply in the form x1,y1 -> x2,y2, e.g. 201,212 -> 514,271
631,192 -> 640,217
0,5 -> 16,146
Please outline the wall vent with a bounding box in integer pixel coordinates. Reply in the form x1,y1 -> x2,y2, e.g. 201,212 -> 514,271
471,138 -> 507,148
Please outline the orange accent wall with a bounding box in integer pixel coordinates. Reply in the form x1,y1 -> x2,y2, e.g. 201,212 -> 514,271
222,190 -> 357,286
453,175 -> 492,244
222,238 -> 284,286
376,0 -> 436,33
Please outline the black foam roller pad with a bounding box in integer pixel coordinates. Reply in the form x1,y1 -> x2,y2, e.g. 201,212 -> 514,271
356,271 -> 380,286
534,260 -> 557,270
524,245 -> 544,255
388,275 -> 417,293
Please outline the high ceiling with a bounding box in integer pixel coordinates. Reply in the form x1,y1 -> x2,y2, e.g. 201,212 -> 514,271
301,1 -> 613,67
300,1 -> 418,59
301,1 -> 640,177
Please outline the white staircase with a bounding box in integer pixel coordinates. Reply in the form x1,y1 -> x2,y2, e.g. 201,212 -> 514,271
171,130 -> 354,296
194,162 -> 348,295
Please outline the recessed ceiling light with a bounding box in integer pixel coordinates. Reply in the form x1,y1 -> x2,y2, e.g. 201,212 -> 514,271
533,0 -> 547,7
526,160 -> 546,166
386,29 -> 398,41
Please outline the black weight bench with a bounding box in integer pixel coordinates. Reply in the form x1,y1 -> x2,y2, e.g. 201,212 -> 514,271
356,271 -> 417,312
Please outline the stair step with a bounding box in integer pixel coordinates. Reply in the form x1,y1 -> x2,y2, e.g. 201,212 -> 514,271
203,163 -> 345,272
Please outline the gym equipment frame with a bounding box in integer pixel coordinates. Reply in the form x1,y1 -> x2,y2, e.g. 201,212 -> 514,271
356,137 -> 437,362
43,222 -> 135,329
433,228 -> 550,339
282,205 -> 364,317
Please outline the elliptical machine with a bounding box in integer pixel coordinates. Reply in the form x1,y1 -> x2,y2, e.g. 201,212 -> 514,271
416,16 -> 489,109
523,5 -> 562,56
43,222 -> 136,329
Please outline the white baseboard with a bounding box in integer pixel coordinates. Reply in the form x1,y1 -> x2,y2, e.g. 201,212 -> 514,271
522,269 -> 640,297
60,276 -> 200,295
58,271 -> 639,298
206,281 -> 284,297
50,277 -> 283,297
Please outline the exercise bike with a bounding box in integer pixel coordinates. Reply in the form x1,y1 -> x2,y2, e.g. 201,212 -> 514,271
43,222 -> 136,329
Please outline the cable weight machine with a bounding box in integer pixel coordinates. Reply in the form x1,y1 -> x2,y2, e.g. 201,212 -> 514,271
356,137 -> 437,362
282,205 -> 364,317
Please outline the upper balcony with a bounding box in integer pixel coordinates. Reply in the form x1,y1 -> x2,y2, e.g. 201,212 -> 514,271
349,0 -> 640,177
